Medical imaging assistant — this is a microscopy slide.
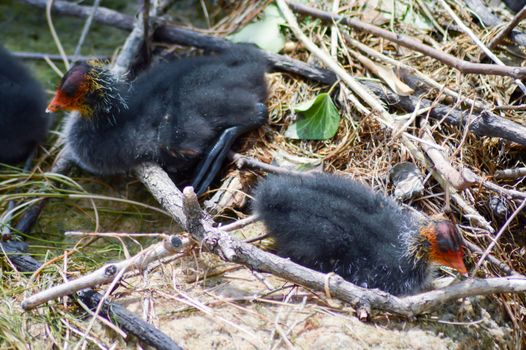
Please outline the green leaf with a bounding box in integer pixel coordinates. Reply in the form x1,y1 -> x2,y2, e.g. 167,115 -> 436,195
228,4 -> 286,53
285,93 -> 341,140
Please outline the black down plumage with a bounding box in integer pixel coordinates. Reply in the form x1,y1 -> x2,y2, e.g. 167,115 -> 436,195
0,45 -> 49,164
253,173 -> 432,296
62,45 -> 268,189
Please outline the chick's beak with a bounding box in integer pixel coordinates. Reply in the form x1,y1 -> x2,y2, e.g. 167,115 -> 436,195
46,95 -> 61,113
449,254 -> 468,276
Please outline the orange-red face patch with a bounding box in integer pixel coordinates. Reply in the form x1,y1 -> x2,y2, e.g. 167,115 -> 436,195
46,63 -> 93,117
421,221 -> 468,275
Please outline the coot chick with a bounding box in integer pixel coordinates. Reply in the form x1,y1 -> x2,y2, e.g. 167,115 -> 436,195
46,45 -> 268,194
503,0 -> 526,12
0,45 -> 49,164
253,173 -> 467,296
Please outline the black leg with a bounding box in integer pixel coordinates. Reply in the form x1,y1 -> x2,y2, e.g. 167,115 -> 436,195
192,127 -> 235,191
192,103 -> 268,195
192,126 -> 245,195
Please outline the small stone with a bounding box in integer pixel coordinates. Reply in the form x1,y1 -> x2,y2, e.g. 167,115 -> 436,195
488,196 -> 508,219
389,162 -> 424,201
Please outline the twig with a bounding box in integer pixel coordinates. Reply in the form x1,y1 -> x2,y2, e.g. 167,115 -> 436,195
21,235 -> 190,310
243,233 -> 270,244
219,214 -> 260,232
13,52 -> 107,61
72,0 -> 100,61
229,152 -> 308,176
494,103 -> 526,110
464,240 -> 522,277
468,172 -> 526,200
495,167 -> 526,179
473,199 -> 526,274
285,0 -> 526,79
46,0 -> 70,69
488,6 -> 526,49
419,121 -> 474,190
65,231 -> 166,238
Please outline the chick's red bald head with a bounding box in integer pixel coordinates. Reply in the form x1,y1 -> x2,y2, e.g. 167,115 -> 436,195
422,220 -> 468,275
46,62 -> 93,116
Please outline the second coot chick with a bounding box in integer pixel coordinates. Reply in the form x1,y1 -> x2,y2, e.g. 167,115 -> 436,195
47,45 -> 268,194
0,45 -> 49,164
253,173 -> 467,296
503,0 -> 526,12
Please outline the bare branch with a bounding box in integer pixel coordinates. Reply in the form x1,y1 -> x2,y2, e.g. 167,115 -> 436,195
495,167 -> 526,179
21,235 -> 191,310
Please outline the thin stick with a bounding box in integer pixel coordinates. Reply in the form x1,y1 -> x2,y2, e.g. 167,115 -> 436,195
419,121 -> 473,190
464,240 -> 522,277
473,199 -> 526,274
494,168 -> 526,179
488,6 -> 526,49
244,233 -> 270,244
73,0 -> 101,61
14,52 -> 107,61
46,0 -> 70,69
65,231 -> 166,238
219,214 -> 260,232
229,152 -> 307,176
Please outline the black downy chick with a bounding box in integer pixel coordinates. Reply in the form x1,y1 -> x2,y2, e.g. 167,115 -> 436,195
253,173 -> 467,296
503,0 -> 526,13
47,45 -> 268,194
0,45 -> 49,164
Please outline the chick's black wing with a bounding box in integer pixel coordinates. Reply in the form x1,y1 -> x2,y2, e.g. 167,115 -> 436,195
152,46 -> 269,193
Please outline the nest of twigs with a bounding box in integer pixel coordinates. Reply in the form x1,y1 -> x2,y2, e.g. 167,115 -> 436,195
1,0 -> 526,349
